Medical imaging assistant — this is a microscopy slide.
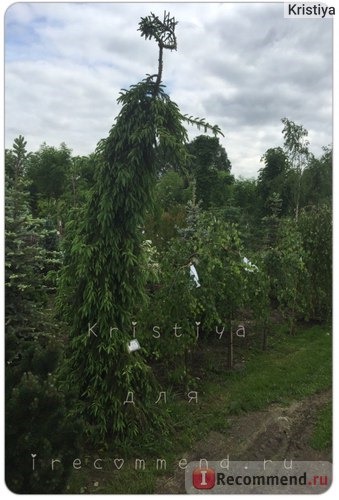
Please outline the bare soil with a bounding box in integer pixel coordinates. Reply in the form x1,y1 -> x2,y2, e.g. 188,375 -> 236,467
155,389 -> 332,494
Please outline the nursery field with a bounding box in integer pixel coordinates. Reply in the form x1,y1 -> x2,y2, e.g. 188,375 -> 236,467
66,324 -> 332,494
5,7 -> 332,495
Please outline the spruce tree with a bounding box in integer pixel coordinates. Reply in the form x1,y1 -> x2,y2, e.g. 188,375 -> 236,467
5,136 -> 45,357
58,12 -> 222,443
5,138 -> 78,493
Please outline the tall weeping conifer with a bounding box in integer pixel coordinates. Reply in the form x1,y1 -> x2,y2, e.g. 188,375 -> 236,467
58,12 -> 223,443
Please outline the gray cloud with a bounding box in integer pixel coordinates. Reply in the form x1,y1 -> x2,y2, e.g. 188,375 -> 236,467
5,2 -> 333,178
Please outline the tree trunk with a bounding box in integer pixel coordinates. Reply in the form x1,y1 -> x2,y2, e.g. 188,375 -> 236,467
227,326 -> 233,370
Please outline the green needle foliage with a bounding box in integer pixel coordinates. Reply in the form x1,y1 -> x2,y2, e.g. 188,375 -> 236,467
58,12 -> 223,444
5,137 -> 78,493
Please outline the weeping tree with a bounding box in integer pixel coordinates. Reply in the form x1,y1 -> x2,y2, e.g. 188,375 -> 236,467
58,12 -> 223,443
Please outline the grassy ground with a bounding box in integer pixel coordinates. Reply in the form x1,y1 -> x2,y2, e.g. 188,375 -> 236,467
310,402 -> 332,451
67,323 -> 332,493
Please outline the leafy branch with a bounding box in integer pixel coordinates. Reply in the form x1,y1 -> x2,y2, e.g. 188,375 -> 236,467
182,114 -> 225,137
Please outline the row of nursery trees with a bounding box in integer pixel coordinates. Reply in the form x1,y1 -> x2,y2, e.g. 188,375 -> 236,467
5,12 -> 331,494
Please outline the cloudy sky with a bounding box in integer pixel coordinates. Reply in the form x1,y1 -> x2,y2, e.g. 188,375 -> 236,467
5,1 -> 333,178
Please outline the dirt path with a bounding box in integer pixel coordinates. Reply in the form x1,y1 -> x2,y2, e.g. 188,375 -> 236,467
155,390 -> 332,494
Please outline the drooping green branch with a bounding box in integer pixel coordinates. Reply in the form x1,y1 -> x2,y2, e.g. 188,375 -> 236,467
138,11 -> 177,51
182,115 -> 225,137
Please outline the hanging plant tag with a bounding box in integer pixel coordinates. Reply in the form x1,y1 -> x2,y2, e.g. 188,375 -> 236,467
189,264 -> 201,287
127,339 -> 141,353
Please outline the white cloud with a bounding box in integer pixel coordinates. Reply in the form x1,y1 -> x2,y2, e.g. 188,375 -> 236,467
5,2 -> 333,177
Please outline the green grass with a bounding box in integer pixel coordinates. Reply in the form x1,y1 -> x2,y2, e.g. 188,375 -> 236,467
310,402 -> 332,451
212,324 -> 332,413
67,323 -> 332,493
